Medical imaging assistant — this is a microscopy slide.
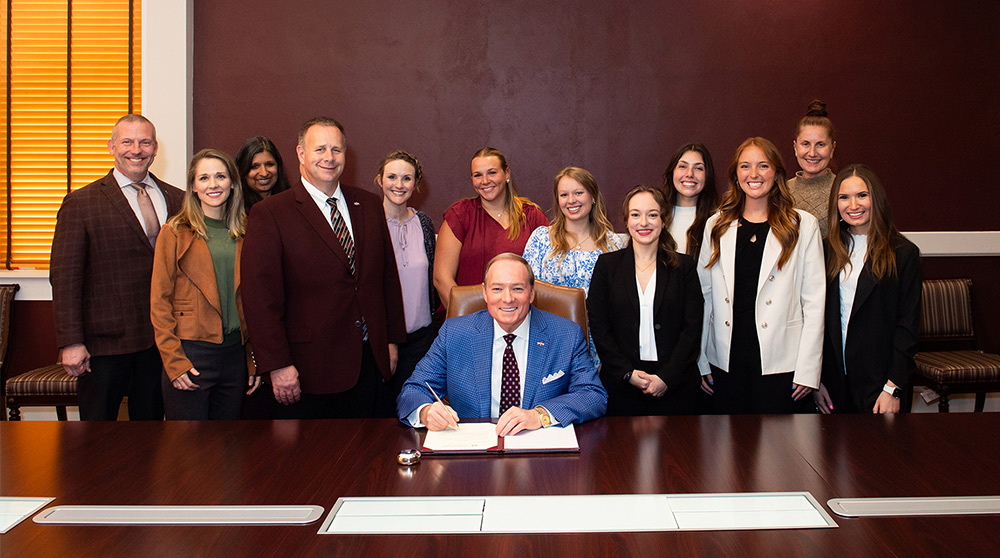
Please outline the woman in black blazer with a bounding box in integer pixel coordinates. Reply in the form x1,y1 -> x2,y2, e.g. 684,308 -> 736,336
587,185 -> 704,416
816,164 -> 921,414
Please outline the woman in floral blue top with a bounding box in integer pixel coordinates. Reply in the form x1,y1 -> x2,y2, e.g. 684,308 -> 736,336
523,166 -> 624,365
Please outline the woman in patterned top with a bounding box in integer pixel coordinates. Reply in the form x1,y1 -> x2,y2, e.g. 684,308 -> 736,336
522,166 -> 623,366
522,166 -> 623,294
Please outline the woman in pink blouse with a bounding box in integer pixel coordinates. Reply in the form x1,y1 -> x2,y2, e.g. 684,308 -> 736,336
377,150 -> 439,395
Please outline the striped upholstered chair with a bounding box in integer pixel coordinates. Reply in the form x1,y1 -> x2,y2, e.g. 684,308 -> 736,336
6,364 -> 78,420
1,284 -> 78,420
912,279 -> 1000,412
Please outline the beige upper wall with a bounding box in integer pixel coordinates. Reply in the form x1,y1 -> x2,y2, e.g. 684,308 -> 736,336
142,0 -> 192,188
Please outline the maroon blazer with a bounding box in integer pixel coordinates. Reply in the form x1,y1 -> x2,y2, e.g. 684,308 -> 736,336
240,181 -> 406,394
50,170 -> 184,356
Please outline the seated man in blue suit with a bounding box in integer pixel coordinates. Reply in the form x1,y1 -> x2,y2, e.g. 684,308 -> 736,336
398,253 -> 607,436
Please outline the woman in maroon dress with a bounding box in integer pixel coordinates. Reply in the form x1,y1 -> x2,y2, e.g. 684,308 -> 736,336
433,147 -> 549,309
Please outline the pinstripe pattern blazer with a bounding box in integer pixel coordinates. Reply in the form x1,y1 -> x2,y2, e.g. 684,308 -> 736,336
397,308 -> 607,425
50,170 -> 184,356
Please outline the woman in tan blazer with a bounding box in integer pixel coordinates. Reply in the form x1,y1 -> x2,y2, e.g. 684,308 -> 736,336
151,149 -> 259,420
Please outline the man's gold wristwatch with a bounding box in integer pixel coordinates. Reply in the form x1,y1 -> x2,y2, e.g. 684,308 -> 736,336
534,406 -> 551,428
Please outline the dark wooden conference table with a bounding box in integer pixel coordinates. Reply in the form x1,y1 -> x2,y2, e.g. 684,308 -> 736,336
2,413 -> 999,557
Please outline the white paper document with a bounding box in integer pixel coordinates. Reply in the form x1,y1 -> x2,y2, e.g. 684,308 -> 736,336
503,424 -> 578,452
423,422 -> 499,452
320,492 -> 837,534
422,422 -> 579,453
0,497 -> 54,534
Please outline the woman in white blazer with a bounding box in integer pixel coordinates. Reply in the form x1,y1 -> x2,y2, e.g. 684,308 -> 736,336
697,137 -> 825,414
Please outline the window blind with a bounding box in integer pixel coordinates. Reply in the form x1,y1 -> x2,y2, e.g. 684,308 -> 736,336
3,0 -> 141,270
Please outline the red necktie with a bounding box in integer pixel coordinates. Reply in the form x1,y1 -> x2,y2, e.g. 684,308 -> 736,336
500,334 -> 520,414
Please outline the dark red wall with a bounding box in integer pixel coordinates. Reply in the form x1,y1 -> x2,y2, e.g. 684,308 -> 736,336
192,1 -> 999,231
7,2 -> 999,387
188,1 -> 1000,354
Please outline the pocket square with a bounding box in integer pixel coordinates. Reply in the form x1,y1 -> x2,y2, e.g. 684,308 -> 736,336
542,370 -> 565,384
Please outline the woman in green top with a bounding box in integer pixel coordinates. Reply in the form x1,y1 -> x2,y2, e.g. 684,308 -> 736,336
151,149 -> 260,420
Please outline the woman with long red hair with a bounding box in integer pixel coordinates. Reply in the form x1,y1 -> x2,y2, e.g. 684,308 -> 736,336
697,137 -> 825,414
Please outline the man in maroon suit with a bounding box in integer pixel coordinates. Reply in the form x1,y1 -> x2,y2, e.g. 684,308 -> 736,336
241,117 -> 406,419
50,114 -> 184,420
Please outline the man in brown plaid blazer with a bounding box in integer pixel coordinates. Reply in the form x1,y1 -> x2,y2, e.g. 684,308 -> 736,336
50,114 -> 184,420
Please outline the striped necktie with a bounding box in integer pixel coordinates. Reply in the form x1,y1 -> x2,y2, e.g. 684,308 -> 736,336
326,197 -> 355,275
327,197 -> 366,339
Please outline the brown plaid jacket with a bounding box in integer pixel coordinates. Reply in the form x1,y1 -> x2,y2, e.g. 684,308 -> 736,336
50,170 -> 184,356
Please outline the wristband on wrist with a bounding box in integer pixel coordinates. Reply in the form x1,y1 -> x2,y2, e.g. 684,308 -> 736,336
882,383 -> 901,399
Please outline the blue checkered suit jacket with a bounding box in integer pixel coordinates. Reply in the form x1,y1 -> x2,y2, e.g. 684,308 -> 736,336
397,309 -> 607,425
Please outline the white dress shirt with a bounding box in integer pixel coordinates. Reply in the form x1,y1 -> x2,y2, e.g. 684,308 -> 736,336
490,314 -> 531,418
839,234 -> 868,369
637,268 -> 659,361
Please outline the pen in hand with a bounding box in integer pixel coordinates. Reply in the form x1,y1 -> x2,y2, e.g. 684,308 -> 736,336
425,382 -> 459,430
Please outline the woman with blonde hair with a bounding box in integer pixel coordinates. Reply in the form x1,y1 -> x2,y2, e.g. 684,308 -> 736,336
523,166 -> 624,366
151,149 -> 259,419
434,147 -> 549,308
522,166 -> 624,294
815,164 -> 921,414
697,137 -> 825,414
